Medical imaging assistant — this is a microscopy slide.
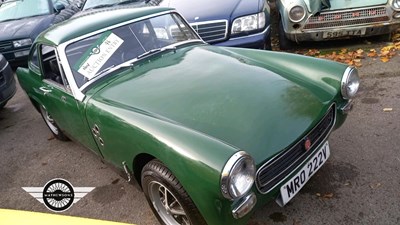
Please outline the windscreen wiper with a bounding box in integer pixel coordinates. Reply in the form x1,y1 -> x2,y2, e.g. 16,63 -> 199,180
86,4 -> 114,10
93,65 -> 115,78
136,46 -> 176,59
113,0 -> 143,6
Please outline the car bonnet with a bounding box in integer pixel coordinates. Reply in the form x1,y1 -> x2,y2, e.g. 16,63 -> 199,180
0,15 -> 51,41
91,45 -> 336,164
155,0 -> 256,23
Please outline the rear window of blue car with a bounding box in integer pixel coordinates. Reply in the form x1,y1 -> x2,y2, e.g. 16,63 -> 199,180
0,0 -> 51,22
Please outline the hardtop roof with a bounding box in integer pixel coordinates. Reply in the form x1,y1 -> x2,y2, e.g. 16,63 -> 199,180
37,6 -> 173,46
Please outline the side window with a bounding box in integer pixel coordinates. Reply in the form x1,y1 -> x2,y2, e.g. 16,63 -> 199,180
29,45 -> 40,72
40,45 -> 68,88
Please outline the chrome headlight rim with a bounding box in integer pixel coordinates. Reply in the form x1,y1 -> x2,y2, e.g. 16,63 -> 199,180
288,5 -> 306,23
393,0 -> 400,10
221,151 -> 256,200
13,38 -> 32,48
231,12 -> 266,35
341,67 -> 360,100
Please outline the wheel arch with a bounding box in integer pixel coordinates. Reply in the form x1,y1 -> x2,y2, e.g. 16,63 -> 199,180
132,153 -> 155,188
28,97 -> 41,113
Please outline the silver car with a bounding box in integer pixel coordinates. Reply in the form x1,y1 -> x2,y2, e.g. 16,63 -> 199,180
276,0 -> 400,49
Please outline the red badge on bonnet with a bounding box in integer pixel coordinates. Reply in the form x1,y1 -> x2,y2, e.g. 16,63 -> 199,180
304,138 -> 312,151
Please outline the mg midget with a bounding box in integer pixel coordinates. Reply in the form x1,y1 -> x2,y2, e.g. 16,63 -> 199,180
17,6 -> 359,225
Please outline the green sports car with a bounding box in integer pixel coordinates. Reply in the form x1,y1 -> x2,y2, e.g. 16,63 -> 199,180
16,6 -> 359,225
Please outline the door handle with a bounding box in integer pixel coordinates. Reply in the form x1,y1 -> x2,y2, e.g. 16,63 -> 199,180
61,96 -> 67,103
39,87 -> 52,95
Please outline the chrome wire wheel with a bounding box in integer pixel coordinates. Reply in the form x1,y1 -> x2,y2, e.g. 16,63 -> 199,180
39,104 -> 68,141
40,106 -> 59,135
148,181 -> 190,225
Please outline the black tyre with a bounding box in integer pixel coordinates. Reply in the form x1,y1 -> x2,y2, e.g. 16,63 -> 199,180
0,101 -> 7,109
278,19 -> 294,50
141,160 -> 207,225
39,105 -> 69,141
374,33 -> 392,43
263,36 -> 272,50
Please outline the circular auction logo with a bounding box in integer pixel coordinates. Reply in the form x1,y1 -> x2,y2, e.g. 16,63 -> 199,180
42,178 -> 75,212
91,46 -> 100,54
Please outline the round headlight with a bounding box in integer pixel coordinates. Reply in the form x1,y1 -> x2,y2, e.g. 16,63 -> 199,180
341,67 -> 360,99
393,0 -> 400,10
221,151 -> 256,200
289,5 -> 306,22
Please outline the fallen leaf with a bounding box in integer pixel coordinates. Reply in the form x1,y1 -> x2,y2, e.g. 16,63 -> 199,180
381,57 -> 390,63
367,49 -> 377,57
370,183 -> 382,189
383,108 -> 393,112
323,193 -> 334,199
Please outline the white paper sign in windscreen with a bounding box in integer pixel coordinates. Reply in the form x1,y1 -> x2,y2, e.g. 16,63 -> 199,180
77,32 -> 124,80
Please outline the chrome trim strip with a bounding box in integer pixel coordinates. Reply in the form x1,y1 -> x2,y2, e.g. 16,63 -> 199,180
232,192 -> 257,219
255,103 -> 337,194
340,100 -> 353,114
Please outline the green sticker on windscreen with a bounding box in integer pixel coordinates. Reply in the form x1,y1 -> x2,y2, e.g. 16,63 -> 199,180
74,31 -> 124,80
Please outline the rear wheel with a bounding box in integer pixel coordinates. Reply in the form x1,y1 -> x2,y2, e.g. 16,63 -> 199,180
141,160 -> 207,225
0,101 -> 7,109
39,105 -> 68,141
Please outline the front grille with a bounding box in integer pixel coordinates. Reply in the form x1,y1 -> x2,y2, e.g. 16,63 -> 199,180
0,41 -> 13,52
191,20 -> 228,43
304,7 -> 389,29
256,105 -> 336,194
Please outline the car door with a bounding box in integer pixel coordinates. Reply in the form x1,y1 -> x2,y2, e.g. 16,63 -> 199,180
34,44 -> 101,155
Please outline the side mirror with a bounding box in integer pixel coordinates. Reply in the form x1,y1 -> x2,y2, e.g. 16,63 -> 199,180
54,2 -> 65,13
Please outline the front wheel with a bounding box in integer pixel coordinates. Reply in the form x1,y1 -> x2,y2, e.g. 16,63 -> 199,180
141,160 -> 207,225
278,19 -> 295,50
39,105 -> 68,141
0,101 -> 7,109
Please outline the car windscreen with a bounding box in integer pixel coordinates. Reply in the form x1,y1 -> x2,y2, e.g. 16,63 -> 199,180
65,12 -> 199,88
0,0 -> 51,22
